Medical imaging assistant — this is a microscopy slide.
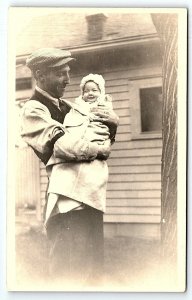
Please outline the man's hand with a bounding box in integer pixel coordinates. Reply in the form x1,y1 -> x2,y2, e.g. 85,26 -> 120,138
90,106 -> 119,127
97,139 -> 111,160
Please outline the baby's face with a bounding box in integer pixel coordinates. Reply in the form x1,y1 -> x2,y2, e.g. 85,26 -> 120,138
82,81 -> 101,102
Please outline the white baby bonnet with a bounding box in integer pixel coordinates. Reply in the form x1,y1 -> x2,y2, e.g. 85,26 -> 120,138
80,73 -> 105,96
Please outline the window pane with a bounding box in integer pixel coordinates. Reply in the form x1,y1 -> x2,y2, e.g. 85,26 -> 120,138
140,86 -> 162,132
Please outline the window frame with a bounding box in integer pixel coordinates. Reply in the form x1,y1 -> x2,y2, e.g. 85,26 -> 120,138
129,76 -> 163,140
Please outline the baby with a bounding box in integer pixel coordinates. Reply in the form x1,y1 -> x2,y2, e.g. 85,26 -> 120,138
45,74 -> 118,224
64,73 -> 113,145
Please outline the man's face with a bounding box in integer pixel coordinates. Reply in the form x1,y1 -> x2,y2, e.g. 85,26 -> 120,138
42,65 -> 70,98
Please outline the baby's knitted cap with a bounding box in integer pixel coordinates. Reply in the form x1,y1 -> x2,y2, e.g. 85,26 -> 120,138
80,74 -> 105,96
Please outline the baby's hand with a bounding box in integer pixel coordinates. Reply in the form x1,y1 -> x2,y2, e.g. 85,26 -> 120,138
104,94 -> 113,103
97,94 -> 112,104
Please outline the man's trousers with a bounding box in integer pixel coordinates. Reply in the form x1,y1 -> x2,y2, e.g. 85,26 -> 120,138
46,206 -> 104,286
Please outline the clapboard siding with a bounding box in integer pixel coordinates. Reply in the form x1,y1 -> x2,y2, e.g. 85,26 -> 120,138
112,139 -> 162,150
107,182 -> 161,191
107,199 -> 161,207
40,163 -> 48,205
67,65 -> 162,85
104,67 -> 161,224
106,190 -> 161,199
115,108 -> 130,117
108,173 -> 161,182
106,207 -> 160,215
38,65 -> 162,226
40,176 -> 49,184
104,215 -> 161,223
117,124 -> 131,133
118,116 -> 131,125
109,165 -> 161,174
108,156 -> 161,166
16,147 -> 40,208
112,100 -> 130,110
110,147 -> 162,157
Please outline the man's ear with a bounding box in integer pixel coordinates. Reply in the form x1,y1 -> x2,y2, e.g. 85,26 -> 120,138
35,69 -> 46,82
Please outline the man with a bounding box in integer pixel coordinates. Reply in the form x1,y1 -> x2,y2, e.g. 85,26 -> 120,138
21,48 -> 118,287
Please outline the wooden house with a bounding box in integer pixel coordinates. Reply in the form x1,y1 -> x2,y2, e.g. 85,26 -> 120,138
15,11 -> 162,239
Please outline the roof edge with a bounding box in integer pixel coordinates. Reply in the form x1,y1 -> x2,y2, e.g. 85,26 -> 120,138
16,33 -> 159,64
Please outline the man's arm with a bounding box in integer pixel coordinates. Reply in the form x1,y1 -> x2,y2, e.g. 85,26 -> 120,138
21,100 -> 109,163
53,134 -> 111,161
21,101 -> 65,156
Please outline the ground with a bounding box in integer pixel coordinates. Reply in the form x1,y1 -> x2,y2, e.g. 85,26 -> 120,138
13,225 -> 169,292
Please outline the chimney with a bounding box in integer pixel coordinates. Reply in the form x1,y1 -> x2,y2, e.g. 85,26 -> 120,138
86,13 -> 108,41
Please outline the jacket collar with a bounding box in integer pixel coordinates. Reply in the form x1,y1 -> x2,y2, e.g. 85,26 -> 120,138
35,86 -> 60,108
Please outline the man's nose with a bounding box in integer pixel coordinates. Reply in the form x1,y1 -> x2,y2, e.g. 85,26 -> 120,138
64,73 -> 70,84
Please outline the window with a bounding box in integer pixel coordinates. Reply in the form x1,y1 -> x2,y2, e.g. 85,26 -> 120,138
140,86 -> 162,132
129,77 -> 162,139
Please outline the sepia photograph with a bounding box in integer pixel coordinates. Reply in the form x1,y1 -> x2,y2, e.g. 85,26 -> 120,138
7,7 -> 187,292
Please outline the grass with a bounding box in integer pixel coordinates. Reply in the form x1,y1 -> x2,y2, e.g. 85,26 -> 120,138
14,226 -> 167,291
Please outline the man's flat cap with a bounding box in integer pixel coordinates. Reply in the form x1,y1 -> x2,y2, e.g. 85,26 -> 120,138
26,48 -> 75,71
